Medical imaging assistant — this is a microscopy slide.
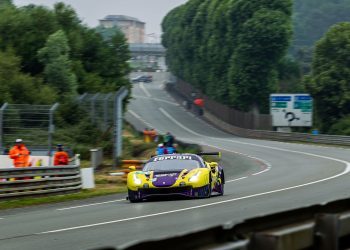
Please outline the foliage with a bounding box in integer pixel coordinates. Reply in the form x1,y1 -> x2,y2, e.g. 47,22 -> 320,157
0,185 -> 126,210
328,116 -> 350,136
0,2 -> 131,156
162,0 -> 292,113
38,30 -> 77,97
305,22 -> 350,133
0,2 -> 131,104
292,0 -> 350,54
0,0 -> 12,7
0,50 -> 57,104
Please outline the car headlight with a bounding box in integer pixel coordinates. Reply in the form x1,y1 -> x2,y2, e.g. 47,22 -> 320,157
133,174 -> 142,185
189,171 -> 201,182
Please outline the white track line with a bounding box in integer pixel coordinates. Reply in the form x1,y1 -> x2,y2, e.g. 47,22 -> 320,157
159,107 -> 272,174
35,107 -> 350,234
37,154 -> 350,235
226,177 -> 247,183
129,108 -> 272,177
133,95 -> 179,106
139,82 -> 151,97
57,199 -> 125,211
128,110 -> 163,133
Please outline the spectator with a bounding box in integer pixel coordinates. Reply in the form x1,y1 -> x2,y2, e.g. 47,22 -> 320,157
156,143 -> 168,155
166,146 -> 176,154
53,144 -> 69,166
164,132 -> 175,147
9,139 -> 31,168
143,128 -> 152,143
149,128 -> 158,142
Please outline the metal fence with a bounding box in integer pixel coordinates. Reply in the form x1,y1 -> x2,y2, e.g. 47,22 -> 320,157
0,162 -> 81,199
204,111 -> 350,146
78,88 -> 129,164
166,80 -> 350,146
78,93 -> 115,131
0,103 -> 59,154
174,79 -> 272,130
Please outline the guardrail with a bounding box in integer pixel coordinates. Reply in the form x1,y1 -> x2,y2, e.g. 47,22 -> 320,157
204,111 -> 350,146
0,165 -> 81,199
92,197 -> 350,250
165,83 -> 350,147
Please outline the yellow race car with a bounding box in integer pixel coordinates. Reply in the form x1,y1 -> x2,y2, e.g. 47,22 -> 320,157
127,153 -> 224,202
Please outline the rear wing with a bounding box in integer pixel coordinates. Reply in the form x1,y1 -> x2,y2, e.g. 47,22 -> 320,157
198,152 -> 221,158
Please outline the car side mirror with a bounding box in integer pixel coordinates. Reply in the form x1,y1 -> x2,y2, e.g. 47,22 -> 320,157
209,162 -> 218,172
209,162 -> 218,168
129,166 -> 136,171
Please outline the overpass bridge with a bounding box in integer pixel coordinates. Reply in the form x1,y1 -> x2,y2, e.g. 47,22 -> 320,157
128,43 -> 166,57
129,43 -> 167,70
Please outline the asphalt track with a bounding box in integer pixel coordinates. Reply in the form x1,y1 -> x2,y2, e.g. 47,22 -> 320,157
1,72 -> 350,250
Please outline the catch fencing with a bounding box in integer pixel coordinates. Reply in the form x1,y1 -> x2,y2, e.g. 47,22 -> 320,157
0,103 -> 59,155
0,157 -> 81,199
78,93 -> 115,131
78,88 -> 129,164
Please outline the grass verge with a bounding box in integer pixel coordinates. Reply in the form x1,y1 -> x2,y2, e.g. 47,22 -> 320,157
0,123 -> 202,211
0,184 -> 127,210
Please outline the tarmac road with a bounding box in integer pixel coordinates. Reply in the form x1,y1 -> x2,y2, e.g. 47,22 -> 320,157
0,72 -> 349,250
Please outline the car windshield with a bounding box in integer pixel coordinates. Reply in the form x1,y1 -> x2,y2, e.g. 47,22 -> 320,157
143,155 -> 201,171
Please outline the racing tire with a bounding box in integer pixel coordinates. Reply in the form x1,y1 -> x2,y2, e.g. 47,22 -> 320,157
206,183 -> 212,198
128,189 -> 141,203
217,183 -> 224,196
218,171 -> 225,196
193,184 -> 211,198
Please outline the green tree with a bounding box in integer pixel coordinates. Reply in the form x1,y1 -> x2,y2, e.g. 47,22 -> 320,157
305,22 -> 350,132
228,8 -> 292,112
162,0 -> 292,113
0,50 -> 57,104
0,0 -> 12,7
38,30 -> 77,97
293,0 -> 350,52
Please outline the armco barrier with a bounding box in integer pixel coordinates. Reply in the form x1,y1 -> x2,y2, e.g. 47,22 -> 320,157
204,110 -> 350,146
165,82 -> 350,147
0,165 -> 81,199
92,198 -> 350,250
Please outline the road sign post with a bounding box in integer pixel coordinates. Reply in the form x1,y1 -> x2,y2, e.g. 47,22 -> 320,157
270,94 -> 313,128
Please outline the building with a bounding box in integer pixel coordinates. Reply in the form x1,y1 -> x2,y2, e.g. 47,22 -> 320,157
99,15 -> 145,43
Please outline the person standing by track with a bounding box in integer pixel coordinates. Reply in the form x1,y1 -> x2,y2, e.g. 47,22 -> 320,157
9,139 -> 31,168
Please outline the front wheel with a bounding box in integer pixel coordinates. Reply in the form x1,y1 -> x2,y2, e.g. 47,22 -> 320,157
128,189 -> 141,203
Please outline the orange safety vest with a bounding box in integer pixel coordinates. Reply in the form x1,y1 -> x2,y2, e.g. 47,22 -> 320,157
9,145 -> 31,167
54,151 -> 69,165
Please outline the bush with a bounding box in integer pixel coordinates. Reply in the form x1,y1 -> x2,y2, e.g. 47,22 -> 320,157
328,116 -> 350,135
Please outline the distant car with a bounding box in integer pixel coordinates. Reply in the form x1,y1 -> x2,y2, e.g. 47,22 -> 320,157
127,153 -> 224,202
131,75 -> 152,83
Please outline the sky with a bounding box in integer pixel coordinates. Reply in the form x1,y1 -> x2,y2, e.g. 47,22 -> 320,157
13,0 -> 188,40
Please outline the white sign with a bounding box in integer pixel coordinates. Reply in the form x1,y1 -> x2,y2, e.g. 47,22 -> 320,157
270,94 -> 313,127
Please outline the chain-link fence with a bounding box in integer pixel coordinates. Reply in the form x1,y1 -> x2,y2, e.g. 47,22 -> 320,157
78,93 -> 115,131
78,88 -> 129,164
0,103 -> 59,154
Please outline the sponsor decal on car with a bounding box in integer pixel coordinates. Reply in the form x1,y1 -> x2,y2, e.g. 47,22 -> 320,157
153,155 -> 193,161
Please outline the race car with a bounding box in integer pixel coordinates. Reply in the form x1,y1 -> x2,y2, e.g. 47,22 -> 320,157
127,153 -> 224,202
